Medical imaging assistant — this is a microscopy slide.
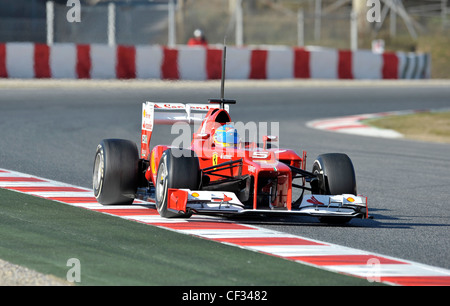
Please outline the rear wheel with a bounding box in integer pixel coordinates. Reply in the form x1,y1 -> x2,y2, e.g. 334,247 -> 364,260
93,139 -> 139,205
155,148 -> 200,218
311,153 -> 357,224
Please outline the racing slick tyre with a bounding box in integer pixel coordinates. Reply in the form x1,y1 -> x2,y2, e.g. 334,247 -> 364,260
312,153 -> 357,195
155,148 -> 200,218
312,153 -> 357,224
93,139 -> 139,205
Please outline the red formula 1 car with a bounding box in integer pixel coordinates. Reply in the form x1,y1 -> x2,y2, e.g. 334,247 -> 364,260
93,98 -> 368,224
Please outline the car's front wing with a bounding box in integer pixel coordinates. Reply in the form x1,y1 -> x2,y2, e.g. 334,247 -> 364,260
166,189 -> 368,220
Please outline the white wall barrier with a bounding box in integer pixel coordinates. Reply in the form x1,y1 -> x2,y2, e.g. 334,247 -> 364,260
0,43 -> 431,80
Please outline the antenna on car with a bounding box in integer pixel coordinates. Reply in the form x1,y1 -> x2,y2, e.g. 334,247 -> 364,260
209,37 -> 236,110
220,38 -> 227,100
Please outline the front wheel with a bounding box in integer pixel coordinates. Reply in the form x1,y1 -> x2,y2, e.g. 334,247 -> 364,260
311,153 -> 357,224
93,139 -> 139,205
155,148 -> 200,218
311,153 -> 357,196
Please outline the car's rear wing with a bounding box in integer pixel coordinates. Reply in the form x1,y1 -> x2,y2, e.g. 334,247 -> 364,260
140,102 -> 229,159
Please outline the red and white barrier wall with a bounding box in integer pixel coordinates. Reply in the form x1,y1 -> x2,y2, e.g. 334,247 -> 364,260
0,42 -> 430,80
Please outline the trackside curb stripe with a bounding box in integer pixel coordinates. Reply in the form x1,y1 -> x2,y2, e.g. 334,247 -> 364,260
1,168 -> 449,286
306,109 -> 450,139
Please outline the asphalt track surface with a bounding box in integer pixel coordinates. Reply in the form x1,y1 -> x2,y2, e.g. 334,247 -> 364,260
0,79 -> 449,271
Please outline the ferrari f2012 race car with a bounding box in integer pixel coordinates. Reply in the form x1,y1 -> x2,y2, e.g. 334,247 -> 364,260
93,97 -> 368,224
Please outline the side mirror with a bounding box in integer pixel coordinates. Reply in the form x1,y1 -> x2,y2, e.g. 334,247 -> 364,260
263,135 -> 278,149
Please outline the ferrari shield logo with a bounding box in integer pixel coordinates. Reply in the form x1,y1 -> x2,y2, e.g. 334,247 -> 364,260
212,152 -> 218,166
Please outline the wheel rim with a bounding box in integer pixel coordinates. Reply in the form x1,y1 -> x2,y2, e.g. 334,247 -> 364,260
312,163 -> 326,195
156,162 -> 168,209
93,151 -> 104,196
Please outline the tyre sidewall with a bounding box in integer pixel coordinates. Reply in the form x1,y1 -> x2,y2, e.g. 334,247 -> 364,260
93,139 -> 138,205
155,148 -> 199,218
312,153 -> 357,195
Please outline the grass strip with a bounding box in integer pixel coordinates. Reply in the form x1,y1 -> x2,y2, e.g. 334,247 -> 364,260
0,188 -> 378,286
366,111 -> 450,144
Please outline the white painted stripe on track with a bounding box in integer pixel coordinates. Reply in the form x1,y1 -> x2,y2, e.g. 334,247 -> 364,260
247,245 -> 370,257
327,264 -> 450,278
187,229 -> 302,239
1,167 -> 449,286
23,191 -> 95,198
72,203 -> 110,209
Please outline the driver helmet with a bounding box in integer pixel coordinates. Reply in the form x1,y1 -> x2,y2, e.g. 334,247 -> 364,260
194,29 -> 203,38
213,124 -> 239,147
